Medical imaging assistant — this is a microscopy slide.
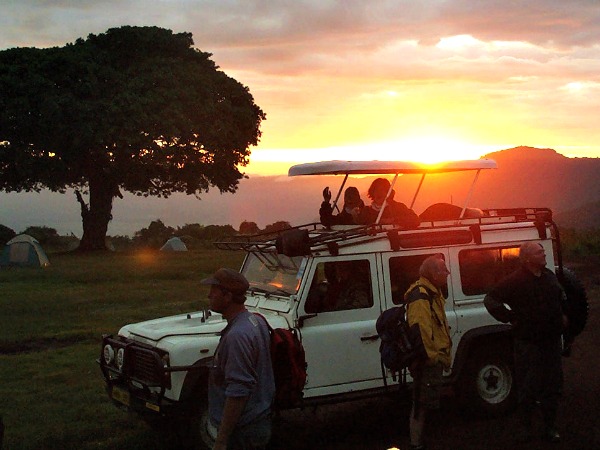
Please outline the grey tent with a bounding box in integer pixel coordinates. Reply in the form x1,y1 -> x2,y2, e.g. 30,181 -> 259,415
0,234 -> 50,267
160,237 -> 188,252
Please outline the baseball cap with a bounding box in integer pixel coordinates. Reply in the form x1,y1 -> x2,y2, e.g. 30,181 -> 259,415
200,268 -> 249,294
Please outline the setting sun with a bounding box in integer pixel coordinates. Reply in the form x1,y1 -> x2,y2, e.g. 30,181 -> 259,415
247,136 -> 501,175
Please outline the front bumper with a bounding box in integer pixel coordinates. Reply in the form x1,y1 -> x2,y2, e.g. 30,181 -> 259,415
103,378 -> 178,416
98,334 -> 204,417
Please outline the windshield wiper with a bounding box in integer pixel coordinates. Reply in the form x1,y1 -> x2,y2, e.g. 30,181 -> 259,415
248,287 -> 292,297
248,287 -> 270,295
268,288 -> 292,297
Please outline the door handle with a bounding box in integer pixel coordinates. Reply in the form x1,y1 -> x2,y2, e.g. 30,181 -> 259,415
360,334 -> 379,341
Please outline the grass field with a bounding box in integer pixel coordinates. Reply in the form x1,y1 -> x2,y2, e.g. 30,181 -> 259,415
0,249 -> 244,450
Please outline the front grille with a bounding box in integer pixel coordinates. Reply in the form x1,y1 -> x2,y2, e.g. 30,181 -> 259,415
128,346 -> 165,386
100,335 -> 171,390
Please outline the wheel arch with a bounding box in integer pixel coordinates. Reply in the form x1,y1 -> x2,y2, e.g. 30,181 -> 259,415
178,357 -> 212,407
450,324 -> 513,382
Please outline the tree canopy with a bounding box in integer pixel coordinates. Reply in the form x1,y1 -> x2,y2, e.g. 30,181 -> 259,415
0,26 -> 266,250
0,224 -> 16,246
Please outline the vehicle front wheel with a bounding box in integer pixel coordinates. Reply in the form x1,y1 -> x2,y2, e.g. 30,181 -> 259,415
178,397 -> 217,450
458,347 -> 516,417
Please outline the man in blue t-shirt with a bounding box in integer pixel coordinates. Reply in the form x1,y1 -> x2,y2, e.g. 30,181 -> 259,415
202,268 -> 275,450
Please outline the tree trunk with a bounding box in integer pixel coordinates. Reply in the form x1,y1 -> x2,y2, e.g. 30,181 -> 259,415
76,178 -> 117,251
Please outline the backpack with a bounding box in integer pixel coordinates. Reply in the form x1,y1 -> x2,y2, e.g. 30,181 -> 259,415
376,305 -> 425,374
255,314 -> 308,409
376,284 -> 433,378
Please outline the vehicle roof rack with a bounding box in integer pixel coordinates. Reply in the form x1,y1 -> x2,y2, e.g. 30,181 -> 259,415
214,207 -> 556,256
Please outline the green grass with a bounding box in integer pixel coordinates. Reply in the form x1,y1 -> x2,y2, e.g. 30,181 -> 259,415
0,249 -> 244,450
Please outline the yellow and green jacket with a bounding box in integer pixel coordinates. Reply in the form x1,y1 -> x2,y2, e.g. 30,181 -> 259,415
404,277 -> 452,370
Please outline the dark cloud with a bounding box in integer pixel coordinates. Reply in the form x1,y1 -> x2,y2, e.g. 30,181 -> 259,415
1,1 -> 598,87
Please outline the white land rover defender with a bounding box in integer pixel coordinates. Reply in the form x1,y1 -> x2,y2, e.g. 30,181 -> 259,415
99,159 -> 588,449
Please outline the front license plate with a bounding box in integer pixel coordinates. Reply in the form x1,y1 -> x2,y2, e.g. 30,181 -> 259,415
145,402 -> 160,412
111,387 -> 130,407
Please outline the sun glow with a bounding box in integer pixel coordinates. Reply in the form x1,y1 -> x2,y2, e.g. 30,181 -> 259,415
247,136 -> 494,175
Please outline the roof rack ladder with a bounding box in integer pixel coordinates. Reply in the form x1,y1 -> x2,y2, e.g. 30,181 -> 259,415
332,174 -> 349,214
410,173 -> 427,210
459,169 -> 482,219
376,173 -> 399,224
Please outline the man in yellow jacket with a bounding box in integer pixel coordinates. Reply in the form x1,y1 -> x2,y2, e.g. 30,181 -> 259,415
404,255 -> 452,450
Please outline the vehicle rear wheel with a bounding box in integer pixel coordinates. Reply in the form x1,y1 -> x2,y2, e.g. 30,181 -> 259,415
458,346 -> 516,417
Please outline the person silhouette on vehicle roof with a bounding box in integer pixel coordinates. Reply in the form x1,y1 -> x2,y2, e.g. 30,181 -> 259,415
319,186 -> 364,227
355,178 -> 420,228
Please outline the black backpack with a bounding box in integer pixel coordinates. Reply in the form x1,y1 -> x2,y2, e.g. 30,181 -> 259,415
376,284 -> 433,378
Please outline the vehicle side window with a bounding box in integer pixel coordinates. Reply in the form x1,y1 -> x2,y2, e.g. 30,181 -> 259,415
305,260 -> 373,313
389,253 -> 444,304
458,247 -> 520,295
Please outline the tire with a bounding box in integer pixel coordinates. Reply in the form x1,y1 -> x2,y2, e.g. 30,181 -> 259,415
458,345 -> 516,417
558,267 -> 589,339
141,413 -> 187,448
179,397 -> 217,450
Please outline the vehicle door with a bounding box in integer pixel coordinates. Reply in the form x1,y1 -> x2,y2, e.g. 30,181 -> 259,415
297,254 -> 383,395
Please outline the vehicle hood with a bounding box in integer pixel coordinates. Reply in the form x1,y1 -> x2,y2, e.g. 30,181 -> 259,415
120,309 -> 292,342
121,311 -> 227,342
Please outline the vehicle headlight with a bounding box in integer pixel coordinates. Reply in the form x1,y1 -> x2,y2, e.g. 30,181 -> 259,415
116,348 -> 125,371
103,344 -> 115,365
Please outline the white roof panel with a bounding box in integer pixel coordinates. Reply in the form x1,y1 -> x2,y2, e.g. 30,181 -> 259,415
288,159 -> 497,176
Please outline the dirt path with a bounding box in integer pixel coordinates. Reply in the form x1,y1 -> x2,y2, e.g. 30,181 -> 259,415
270,260 -> 599,450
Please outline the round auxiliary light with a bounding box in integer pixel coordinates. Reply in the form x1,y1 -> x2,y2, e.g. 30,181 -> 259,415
103,345 -> 115,365
116,348 -> 125,371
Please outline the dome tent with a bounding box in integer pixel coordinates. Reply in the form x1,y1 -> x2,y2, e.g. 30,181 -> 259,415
0,234 -> 50,267
160,237 -> 188,252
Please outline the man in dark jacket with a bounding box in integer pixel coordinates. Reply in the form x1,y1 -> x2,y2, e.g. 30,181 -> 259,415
484,242 -> 568,443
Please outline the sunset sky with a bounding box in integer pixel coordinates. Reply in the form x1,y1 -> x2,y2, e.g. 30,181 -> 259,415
2,0 -> 600,176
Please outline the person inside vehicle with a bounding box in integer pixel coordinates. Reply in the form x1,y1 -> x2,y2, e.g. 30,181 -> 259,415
319,186 -> 364,227
305,261 -> 372,313
354,178 -> 420,228
330,260 -> 372,311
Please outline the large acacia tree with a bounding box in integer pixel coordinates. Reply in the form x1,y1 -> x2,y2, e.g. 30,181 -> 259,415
0,26 -> 265,250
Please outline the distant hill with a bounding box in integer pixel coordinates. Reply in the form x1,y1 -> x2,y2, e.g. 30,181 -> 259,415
476,146 -> 600,213
554,200 -> 600,229
264,146 -> 600,225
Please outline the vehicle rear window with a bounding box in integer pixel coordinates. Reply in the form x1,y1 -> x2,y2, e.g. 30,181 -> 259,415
458,247 -> 520,295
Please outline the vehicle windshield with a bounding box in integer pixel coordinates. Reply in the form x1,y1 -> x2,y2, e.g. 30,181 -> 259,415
241,252 -> 306,296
